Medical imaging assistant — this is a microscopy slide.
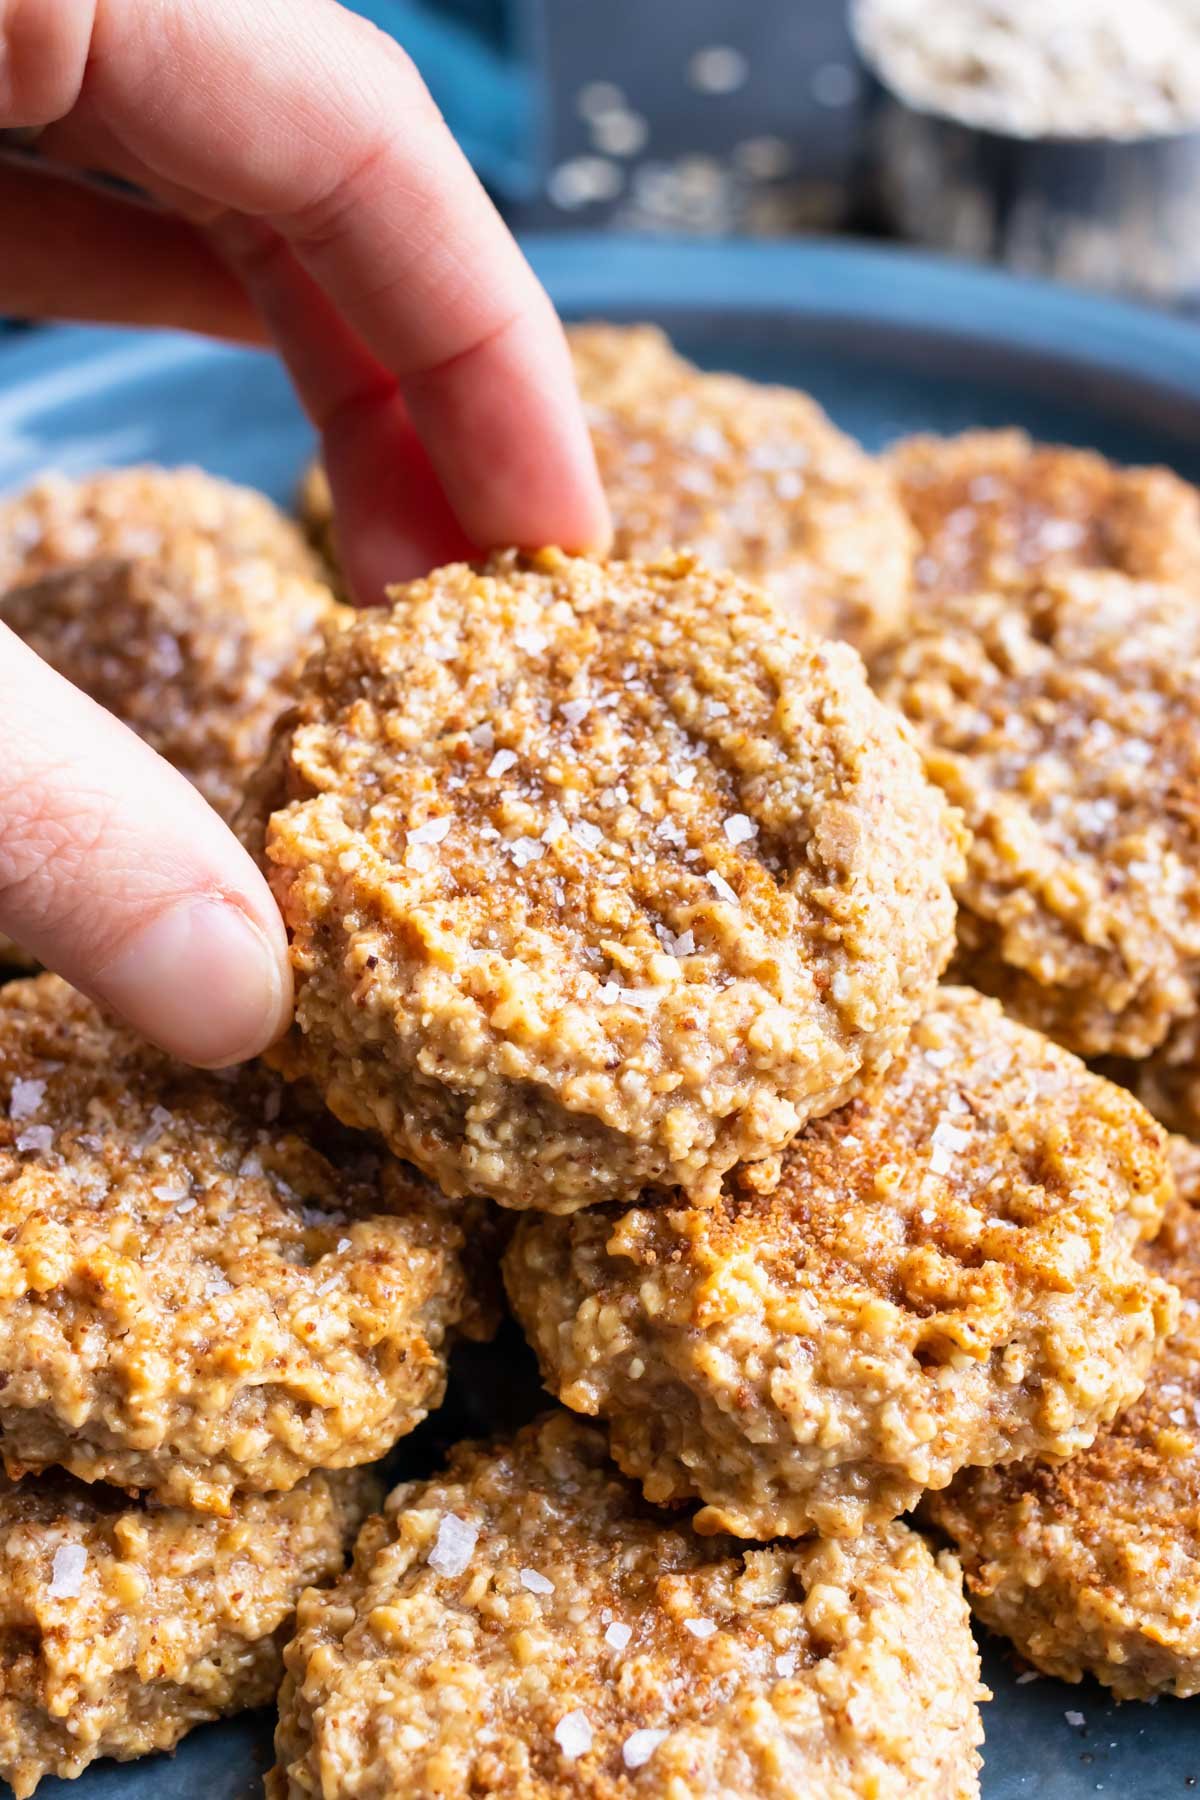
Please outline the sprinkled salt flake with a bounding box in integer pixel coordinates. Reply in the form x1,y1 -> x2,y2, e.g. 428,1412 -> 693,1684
597,981 -> 623,1005
831,972 -> 851,1003
605,1621 -> 632,1651
487,748 -> 518,779
775,1651 -> 797,1678
928,1119 -> 973,1175
519,1567 -> 554,1595
151,1178 -> 190,1204
707,700 -> 730,719
206,1273 -> 233,1298
674,767 -> 697,789
16,1125 -> 54,1154
426,638 -> 458,661
554,1711 -> 593,1761
336,1237 -> 352,1253
664,929 -> 695,958
723,813 -> 757,846
622,1729 -> 669,1771
659,819 -> 686,846
239,1153 -> 264,1178
407,816 -> 452,848
1065,1711 -> 1086,1728
1016,1670 -> 1041,1685
9,1077 -> 45,1121
469,721 -> 495,751
705,870 -> 738,905
514,626 -> 548,654
683,1617 -> 717,1639
172,1197 -> 198,1216
48,1544 -> 87,1600
135,1106 -> 174,1153
428,1514 -> 477,1578
509,836 -> 545,869
571,819 -> 603,852
560,697 -> 591,727
923,1047 -> 954,1068
541,812 -> 568,845
405,843 -> 436,874
315,1276 -> 339,1296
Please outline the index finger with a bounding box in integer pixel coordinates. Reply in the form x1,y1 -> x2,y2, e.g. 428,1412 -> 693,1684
20,0 -> 609,554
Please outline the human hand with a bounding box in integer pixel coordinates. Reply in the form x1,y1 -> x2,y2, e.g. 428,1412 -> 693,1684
0,0 -> 608,1068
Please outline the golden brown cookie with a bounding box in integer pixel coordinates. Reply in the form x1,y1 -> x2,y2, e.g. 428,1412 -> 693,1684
246,548 -> 963,1213
877,569 -> 1200,1058
1,543 -> 347,825
0,464 -> 322,591
889,429 -> 1200,605
270,1413 -> 986,1800
924,1134 -> 1200,1699
506,988 -> 1176,1539
570,323 -> 915,656
0,1464 -> 377,1798
0,975 -> 493,1513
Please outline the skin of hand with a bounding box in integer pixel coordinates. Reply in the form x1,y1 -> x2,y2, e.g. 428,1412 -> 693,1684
0,0 -> 610,1069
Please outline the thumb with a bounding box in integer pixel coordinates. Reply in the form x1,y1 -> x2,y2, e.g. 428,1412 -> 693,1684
0,626 -> 291,1065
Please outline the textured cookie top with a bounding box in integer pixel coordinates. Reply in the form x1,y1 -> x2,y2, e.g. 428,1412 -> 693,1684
924,1134 -> 1200,1698
570,324 -> 914,657
507,988 -> 1176,1538
878,568 -> 1200,1058
889,430 -> 1200,604
271,1413 -> 985,1800
0,976 -> 492,1512
0,464 -> 323,591
1,543 -> 347,823
0,1464 -> 377,1800
249,547 -> 962,1211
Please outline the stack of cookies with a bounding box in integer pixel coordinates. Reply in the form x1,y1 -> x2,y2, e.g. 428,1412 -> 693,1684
1,329 -> 1199,1797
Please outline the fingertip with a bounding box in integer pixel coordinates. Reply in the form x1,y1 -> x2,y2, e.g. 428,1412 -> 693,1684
91,894 -> 293,1068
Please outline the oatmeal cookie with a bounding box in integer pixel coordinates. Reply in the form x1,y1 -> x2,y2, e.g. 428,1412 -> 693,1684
569,323 -> 914,656
0,975 -> 493,1514
506,988 -> 1176,1539
924,1134 -> 1200,1698
296,460 -> 345,595
0,1465 -> 377,1798
270,1413 -> 986,1800
247,548 -> 963,1213
889,429 -> 1200,605
0,464 -> 322,592
877,569 -> 1200,1058
1,543 -> 347,825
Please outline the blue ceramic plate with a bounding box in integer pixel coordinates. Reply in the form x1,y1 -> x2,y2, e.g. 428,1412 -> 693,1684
2,238 -> 1200,1799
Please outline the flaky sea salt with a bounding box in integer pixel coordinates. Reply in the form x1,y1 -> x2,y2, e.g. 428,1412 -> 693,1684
1016,1670 -> 1041,1685
554,1711 -> 593,1761
514,626 -> 548,654
1065,1710 -> 1086,1728
48,1543 -> 87,1600
428,1514 -> 477,1578
16,1125 -> 54,1154
487,748 -> 518,779
519,1567 -> 554,1595
571,819 -> 603,852
723,813 -> 757,846
683,1617 -> 717,1639
928,1120 -> 972,1176
469,721 -> 495,751
560,697 -> 591,727
9,1077 -> 45,1121
509,837 -> 545,869
775,1651 -> 797,1677
622,1728 -> 669,1770
705,870 -> 739,904
336,1237 -> 352,1254
407,816 -> 452,848
604,1621 -> 632,1651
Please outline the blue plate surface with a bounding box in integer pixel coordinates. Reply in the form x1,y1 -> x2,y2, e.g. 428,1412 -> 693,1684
3,238 -> 1200,1798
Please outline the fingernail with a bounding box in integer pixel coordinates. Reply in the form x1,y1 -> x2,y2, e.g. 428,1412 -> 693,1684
95,897 -> 291,1068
